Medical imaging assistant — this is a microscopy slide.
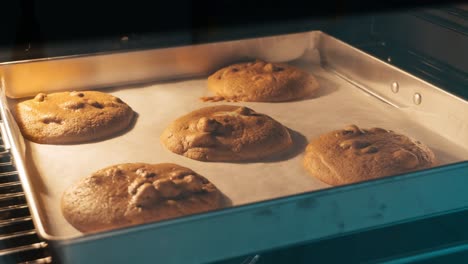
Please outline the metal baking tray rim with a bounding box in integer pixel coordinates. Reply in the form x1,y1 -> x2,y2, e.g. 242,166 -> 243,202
58,160 -> 468,244
52,162 -> 468,264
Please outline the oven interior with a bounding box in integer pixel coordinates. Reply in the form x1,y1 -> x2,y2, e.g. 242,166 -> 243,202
0,3 -> 467,263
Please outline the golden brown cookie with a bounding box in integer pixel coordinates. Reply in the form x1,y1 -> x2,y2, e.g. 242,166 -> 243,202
161,105 -> 293,161
206,60 -> 319,102
14,91 -> 134,144
61,163 -> 224,233
303,125 -> 437,186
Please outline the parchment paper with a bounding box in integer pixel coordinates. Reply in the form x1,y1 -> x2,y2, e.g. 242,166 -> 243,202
11,57 -> 468,239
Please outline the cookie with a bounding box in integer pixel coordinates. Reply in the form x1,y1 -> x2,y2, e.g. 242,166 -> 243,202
161,105 -> 293,161
61,163 -> 224,233
206,60 -> 319,102
303,125 -> 437,186
14,91 -> 134,144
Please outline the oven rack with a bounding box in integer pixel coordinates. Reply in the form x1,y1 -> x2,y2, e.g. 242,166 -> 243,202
0,136 -> 51,264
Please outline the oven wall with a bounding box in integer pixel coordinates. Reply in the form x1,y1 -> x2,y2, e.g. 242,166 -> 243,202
326,7 -> 468,99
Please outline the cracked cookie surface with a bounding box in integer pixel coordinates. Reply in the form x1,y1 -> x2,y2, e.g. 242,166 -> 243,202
161,105 -> 293,161
206,60 -> 319,102
61,163 -> 224,233
303,125 -> 437,186
14,91 -> 134,144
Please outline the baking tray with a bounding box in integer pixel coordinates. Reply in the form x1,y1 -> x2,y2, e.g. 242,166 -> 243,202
0,31 -> 467,263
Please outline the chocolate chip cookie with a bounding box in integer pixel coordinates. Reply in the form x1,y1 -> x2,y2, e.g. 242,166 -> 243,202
161,105 -> 293,161
14,91 -> 134,144
206,60 -> 319,102
303,125 -> 437,186
61,163 -> 224,233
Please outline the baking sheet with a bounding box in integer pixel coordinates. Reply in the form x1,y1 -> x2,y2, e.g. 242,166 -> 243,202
8,53 -> 468,240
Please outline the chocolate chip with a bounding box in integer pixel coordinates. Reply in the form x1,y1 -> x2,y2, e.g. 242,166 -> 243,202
342,125 -> 365,135
112,97 -> 123,103
41,115 -> 62,124
34,93 -> 47,102
352,141 -> 371,149
136,168 -> 156,178
362,146 -> 378,154
339,139 -> 371,150
235,107 -> 253,116
88,100 -> 104,109
197,117 -> 220,132
70,91 -> 84,97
